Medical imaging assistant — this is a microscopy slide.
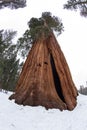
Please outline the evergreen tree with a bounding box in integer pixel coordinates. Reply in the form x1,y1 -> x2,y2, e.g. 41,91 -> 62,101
0,0 -> 26,9
64,0 -> 87,17
0,30 -> 20,91
17,12 -> 64,58
9,12 -> 78,111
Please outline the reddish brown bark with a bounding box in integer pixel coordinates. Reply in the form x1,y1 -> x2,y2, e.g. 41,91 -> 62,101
9,33 -> 78,111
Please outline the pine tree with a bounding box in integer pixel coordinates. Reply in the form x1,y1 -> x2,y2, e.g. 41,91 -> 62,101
64,0 -> 87,17
0,30 -> 20,91
0,0 -> 26,9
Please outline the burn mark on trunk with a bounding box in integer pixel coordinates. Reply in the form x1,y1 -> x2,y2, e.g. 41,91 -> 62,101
44,61 -> 48,65
37,63 -> 41,67
50,54 -> 65,102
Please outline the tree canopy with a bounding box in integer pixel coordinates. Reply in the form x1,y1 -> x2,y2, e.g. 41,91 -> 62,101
17,12 -> 64,58
64,0 -> 87,17
0,0 -> 26,9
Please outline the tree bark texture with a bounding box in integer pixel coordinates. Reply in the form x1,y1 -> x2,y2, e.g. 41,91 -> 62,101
9,33 -> 78,111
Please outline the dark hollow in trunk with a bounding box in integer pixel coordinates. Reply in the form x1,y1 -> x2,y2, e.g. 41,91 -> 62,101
9,32 -> 78,111
50,54 -> 65,102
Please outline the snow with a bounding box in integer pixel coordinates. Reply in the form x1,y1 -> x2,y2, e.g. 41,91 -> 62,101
0,91 -> 87,130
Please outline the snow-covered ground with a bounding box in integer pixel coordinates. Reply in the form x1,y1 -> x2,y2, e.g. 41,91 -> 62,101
0,91 -> 87,130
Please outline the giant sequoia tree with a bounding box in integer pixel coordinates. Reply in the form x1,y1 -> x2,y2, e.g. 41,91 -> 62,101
9,12 -> 78,111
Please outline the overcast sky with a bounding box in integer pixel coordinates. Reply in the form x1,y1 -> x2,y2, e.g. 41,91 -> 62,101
0,0 -> 87,88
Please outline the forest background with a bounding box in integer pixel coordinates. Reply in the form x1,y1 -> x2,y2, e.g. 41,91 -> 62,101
0,0 -> 87,91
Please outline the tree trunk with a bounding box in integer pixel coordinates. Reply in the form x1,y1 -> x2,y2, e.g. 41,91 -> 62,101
9,33 -> 78,111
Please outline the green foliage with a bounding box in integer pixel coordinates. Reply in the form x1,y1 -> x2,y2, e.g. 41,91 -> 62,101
0,30 -> 20,91
17,12 -> 64,58
41,12 -> 63,34
64,0 -> 87,17
1,57 -> 19,91
0,0 -> 26,9
28,12 -> 64,40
